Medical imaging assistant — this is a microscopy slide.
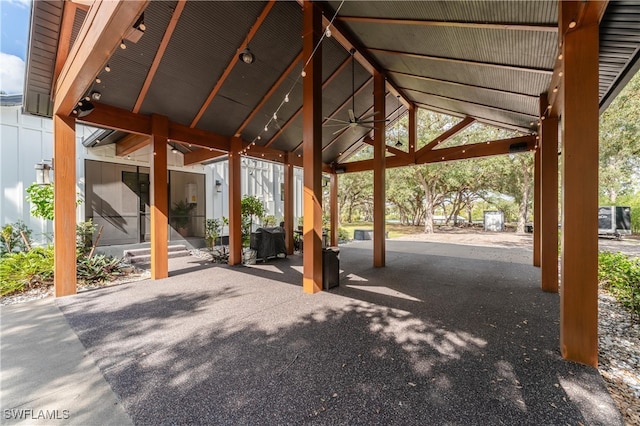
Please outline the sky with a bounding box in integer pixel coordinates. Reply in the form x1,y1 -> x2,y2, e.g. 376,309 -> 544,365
0,0 -> 30,94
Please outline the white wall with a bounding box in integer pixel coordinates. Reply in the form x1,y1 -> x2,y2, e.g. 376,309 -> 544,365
208,159 -> 304,232
1,103 -> 302,244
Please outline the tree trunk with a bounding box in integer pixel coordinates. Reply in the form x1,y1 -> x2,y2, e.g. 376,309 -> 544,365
516,158 -> 531,233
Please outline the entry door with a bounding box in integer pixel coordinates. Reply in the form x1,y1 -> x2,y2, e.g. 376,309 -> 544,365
122,171 -> 151,243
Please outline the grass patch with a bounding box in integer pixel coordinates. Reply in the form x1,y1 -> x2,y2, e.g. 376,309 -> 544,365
598,251 -> 640,319
339,222 -> 424,240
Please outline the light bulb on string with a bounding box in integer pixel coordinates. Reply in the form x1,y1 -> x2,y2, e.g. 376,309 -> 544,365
301,70 -> 306,77
284,94 -> 289,103
264,125 -> 268,132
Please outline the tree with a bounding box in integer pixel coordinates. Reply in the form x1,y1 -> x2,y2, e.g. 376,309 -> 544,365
599,71 -> 640,202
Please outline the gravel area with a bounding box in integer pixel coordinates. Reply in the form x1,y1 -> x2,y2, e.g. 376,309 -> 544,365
2,231 -> 638,424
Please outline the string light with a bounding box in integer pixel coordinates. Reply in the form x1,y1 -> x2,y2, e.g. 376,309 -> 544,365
95,77 -> 101,84
568,20 -> 577,29
247,1 -> 344,147
104,64 -> 111,72
120,40 -> 126,49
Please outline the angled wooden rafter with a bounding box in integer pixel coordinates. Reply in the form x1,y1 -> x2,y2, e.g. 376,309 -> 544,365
304,1 -> 412,109
133,0 -> 187,113
290,76 -> 374,154
339,134 -> 535,173
116,133 -> 150,156
338,16 -> 558,32
415,116 -> 475,158
234,51 -> 303,137
414,102 -> 533,133
265,54 -> 352,148
52,1 -> 81,94
54,0 -> 149,115
190,0 -> 276,128
369,47 -> 554,75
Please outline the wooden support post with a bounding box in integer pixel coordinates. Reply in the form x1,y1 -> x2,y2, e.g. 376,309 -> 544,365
150,114 -> 169,279
284,154 -> 295,255
302,0 -> 323,294
408,104 -> 417,156
533,137 -> 541,267
228,138 -> 243,265
559,2 -> 600,367
330,173 -> 338,247
53,114 -> 77,297
541,111 -> 559,293
373,70 -> 386,267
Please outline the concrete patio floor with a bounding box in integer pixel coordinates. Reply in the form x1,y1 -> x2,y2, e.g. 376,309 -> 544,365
2,240 -> 623,425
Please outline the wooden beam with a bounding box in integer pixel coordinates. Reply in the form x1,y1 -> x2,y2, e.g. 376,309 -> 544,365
548,1 -> 609,114
150,114 -> 169,280
54,0 -> 148,115
302,0 -> 323,294
369,47 -> 554,75
265,54 -> 352,148
183,149 -> 226,166
76,102 -> 151,135
53,114 -> 77,297
362,136 -> 408,158
284,154 -> 295,255
310,3 -> 412,109
133,0 -> 186,113
416,116 -> 476,158
418,135 -> 535,164
234,51 -> 303,137
190,1 -> 276,127
338,16 -> 558,32
373,71 -> 386,267
329,173 -> 338,247
540,112 -> 558,293
116,133 -> 150,156
559,1 -> 600,367
414,102 -> 533,133
168,122 -> 230,151
52,1 -> 80,94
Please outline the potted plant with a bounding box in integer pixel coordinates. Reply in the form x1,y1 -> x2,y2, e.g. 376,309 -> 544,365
171,199 -> 196,237
241,195 -> 265,264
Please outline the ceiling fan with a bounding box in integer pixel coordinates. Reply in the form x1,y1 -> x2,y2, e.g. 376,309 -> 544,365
324,48 -> 389,135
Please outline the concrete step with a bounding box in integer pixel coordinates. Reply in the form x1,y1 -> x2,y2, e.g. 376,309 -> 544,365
124,245 -> 190,264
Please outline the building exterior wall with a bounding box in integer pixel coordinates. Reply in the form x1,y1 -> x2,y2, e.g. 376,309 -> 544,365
1,102 -> 303,246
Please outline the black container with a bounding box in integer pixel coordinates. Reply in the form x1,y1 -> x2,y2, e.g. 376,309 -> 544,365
322,247 -> 340,290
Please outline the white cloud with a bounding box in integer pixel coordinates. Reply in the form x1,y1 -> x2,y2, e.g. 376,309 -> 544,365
0,52 -> 25,94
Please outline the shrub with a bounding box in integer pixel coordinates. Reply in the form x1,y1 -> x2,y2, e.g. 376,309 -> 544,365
0,246 -> 54,296
76,254 -> 124,283
338,227 -> 350,242
76,220 -> 97,255
598,251 -> 640,319
262,215 -> 277,227
0,221 -> 32,256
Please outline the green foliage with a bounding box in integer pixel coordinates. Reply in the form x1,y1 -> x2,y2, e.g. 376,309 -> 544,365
262,215 -> 277,227
241,196 -> 265,246
25,183 -> 55,221
599,71 -> 640,202
205,218 -> 224,248
0,246 -> 54,296
171,199 -> 196,228
1,221 -> 32,256
337,227 -> 350,242
76,255 -> 124,284
598,251 -> 640,318
25,183 -> 83,221
76,220 -> 97,255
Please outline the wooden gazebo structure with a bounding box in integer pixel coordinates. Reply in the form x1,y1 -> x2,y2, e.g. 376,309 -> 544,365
23,0 -> 640,367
